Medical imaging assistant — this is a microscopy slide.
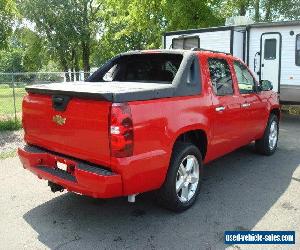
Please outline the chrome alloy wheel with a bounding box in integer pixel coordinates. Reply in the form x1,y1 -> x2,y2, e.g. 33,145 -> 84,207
176,155 -> 200,203
269,120 -> 278,150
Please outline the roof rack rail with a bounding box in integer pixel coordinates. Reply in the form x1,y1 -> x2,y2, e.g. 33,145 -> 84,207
190,48 -> 232,55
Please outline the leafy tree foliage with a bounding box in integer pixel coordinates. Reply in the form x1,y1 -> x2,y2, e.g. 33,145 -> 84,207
0,27 -> 47,72
93,0 -> 223,65
0,0 -> 15,49
18,0 -> 102,76
0,49 -> 23,72
164,0 -> 224,30
1,0 -> 299,72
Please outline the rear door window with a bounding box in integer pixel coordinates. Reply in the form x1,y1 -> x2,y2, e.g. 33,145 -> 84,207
208,58 -> 234,96
296,34 -> 300,66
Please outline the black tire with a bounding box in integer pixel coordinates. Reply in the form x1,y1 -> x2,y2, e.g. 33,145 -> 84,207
255,114 -> 279,156
156,142 -> 203,212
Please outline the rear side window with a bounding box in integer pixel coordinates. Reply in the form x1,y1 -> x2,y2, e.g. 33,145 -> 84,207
208,58 -> 234,96
264,39 -> 277,60
296,34 -> 300,66
91,54 -> 183,83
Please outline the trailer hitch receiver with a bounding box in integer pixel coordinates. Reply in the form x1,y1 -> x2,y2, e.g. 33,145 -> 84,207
48,181 -> 64,193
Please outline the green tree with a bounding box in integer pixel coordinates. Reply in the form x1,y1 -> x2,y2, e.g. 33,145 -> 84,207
19,0 -> 76,77
92,0 -> 166,66
0,49 -> 24,72
92,0 -> 224,66
0,0 -> 15,49
14,28 -> 46,72
19,0 -> 102,78
213,0 -> 298,22
164,0 -> 224,31
70,0 -> 103,74
269,0 -> 300,20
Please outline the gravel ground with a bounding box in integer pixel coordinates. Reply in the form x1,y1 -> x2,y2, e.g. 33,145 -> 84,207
0,114 -> 299,250
0,130 -> 24,154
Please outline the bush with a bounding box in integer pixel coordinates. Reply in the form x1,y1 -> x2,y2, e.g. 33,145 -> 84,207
0,119 -> 22,131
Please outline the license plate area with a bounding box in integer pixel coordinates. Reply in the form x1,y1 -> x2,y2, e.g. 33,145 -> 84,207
56,161 -> 68,172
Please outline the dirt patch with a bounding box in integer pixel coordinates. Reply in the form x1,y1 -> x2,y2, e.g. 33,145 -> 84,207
0,130 -> 24,156
281,105 -> 300,115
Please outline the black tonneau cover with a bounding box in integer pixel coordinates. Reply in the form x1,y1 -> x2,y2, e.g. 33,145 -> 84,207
25,81 -> 175,102
26,50 -> 201,102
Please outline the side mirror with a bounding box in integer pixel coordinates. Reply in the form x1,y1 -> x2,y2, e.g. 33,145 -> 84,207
259,80 -> 273,91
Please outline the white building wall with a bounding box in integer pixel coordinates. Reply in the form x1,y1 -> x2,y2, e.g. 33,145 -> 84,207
233,31 -> 244,60
165,30 -> 231,53
249,26 -> 300,87
164,24 -> 300,92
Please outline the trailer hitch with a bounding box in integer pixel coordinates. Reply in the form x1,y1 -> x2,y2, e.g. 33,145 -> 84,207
48,181 -> 64,193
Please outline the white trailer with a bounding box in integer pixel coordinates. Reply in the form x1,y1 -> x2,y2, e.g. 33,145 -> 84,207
163,20 -> 300,104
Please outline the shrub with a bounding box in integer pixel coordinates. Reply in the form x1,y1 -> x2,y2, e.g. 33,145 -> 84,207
0,119 -> 22,131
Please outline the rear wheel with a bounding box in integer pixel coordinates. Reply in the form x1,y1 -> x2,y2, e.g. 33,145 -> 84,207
255,114 -> 279,155
157,142 -> 203,212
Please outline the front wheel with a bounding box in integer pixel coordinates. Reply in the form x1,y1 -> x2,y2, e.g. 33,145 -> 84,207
255,114 -> 279,155
156,142 -> 203,212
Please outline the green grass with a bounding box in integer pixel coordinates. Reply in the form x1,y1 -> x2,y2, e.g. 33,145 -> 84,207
0,150 -> 17,159
0,84 -> 10,89
0,119 -> 22,131
0,87 -> 26,115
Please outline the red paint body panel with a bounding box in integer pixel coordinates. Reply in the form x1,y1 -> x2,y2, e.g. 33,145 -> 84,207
19,51 -> 280,198
22,94 -> 111,167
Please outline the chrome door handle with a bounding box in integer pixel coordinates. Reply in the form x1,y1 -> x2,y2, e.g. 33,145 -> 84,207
241,103 -> 251,108
215,106 -> 226,112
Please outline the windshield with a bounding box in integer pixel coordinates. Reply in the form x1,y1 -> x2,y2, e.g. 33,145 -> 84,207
88,53 -> 183,83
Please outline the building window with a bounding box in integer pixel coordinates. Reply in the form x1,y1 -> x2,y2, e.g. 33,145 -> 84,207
296,34 -> 300,66
172,36 -> 200,50
264,39 -> 277,60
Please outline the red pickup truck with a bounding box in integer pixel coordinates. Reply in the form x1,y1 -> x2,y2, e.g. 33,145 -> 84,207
18,49 -> 280,211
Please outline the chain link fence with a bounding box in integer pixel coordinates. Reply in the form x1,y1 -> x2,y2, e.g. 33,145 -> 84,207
0,72 -> 91,128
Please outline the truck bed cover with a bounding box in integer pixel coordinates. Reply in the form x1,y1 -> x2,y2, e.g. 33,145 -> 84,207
26,81 -> 175,102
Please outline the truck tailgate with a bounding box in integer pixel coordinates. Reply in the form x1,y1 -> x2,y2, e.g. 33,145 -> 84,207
22,93 -> 111,167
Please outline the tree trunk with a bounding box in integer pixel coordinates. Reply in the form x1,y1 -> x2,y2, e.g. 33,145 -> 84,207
238,0 -> 250,16
64,69 -> 70,82
70,49 -> 75,81
70,67 -> 74,81
82,41 -> 90,80
61,58 -> 70,82
265,1 -> 271,21
254,0 -> 260,22
239,3 -> 247,16
75,51 -> 80,81
82,1 -> 90,80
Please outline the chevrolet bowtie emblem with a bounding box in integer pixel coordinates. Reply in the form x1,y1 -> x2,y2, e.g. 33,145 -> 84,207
53,115 -> 66,126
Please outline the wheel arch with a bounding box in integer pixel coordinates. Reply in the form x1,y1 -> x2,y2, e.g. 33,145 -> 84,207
172,128 -> 208,161
270,107 -> 281,120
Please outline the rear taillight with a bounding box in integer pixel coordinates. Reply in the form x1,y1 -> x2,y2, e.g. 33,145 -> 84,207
109,103 -> 134,158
